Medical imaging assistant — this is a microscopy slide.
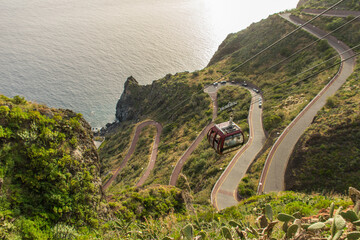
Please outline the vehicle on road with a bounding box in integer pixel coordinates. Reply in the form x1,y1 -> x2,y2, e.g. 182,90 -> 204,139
242,82 -> 248,86
253,88 -> 260,93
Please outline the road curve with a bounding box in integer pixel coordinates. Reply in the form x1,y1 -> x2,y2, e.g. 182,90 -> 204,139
258,13 -> 356,194
103,120 -> 162,190
136,122 -> 163,186
169,82 -> 252,186
169,86 -> 218,186
211,89 -> 266,210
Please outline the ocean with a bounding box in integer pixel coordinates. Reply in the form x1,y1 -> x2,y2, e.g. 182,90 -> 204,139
0,0 -> 298,128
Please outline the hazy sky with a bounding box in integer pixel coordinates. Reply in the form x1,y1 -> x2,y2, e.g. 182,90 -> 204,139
203,0 -> 301,34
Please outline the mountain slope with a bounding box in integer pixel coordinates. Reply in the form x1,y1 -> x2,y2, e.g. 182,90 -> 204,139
285,17 -> 360,193
101,12 -> 342,203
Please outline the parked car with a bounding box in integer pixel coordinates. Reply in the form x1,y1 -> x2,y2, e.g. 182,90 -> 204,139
221,81 -> 227,84
259,102 -> 262,108
253,88 -> 260,93
242,82 -> 248,86
213,82 -> 218,86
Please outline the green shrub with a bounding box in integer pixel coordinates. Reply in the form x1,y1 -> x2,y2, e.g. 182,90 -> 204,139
12,95 -> 27,105
16,218 -> 50,240
325,96 -> 338,109
263,114 -> 282,131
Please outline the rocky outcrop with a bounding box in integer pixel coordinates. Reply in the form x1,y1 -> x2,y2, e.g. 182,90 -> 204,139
115,76 -> 142,122
115,75 -> 171,123
297,0 -> 310,8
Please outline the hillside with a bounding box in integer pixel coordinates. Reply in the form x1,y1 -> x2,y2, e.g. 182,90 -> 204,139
1,0 -> 360,238
284,10 -> 360,193
241,5 -> 360,198
100,11 -> 343,203
0,95 -> 102,238
297,0 -> 360,10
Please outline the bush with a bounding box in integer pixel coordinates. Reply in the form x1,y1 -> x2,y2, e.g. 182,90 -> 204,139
17,218 -> 50,240
12,95 -> 27,105
264,114 -> 282,131
325,96 -> 338,109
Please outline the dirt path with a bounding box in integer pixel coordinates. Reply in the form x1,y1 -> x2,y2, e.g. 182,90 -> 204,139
136,122 -> 162,186
103,120 -> 162,190
169,88 -> 217,186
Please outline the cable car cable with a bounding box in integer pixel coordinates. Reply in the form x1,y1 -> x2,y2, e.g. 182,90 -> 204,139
151,0 -> 347,121
110,0 -> 352,141
206,0 -> 346,84
147,47 -> 358,155
165,44 -> 359,121
259,14 -> 360,76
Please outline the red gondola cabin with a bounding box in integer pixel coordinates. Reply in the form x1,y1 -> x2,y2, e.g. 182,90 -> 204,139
207,120 -> 244,154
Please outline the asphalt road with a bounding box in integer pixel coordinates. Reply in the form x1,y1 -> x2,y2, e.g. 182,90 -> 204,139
169,82 -> 262,190
103,120 -> 162,190
211,88 -> 266,210
302,9 -> 360,18
258,13 -> 356,194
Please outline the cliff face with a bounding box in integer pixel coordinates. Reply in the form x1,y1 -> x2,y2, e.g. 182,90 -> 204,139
114,73 -> 198,124
115,76 -> 143,122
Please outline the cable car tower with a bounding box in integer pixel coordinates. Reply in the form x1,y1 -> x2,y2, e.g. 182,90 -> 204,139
207,114 -> 245,154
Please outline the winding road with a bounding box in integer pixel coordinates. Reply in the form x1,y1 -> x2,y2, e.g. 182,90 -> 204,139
103,120 -> 162,190
211,88 -> 266,210
169,83 -> 259,186
169,85 -> 217,186
169,81 -> 266,211
103,10 -> 357,210
257,13 -> 357,194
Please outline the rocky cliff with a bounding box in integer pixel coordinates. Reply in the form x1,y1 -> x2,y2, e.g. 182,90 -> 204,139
114,73 -> 204,125
115,76 -> 143,122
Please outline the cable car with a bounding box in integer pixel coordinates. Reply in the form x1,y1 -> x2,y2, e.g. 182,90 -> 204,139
207,117 -> 245,154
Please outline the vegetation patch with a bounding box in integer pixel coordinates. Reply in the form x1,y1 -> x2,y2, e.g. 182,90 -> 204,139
0,95 -> 101,238
109,125 -> 156,191
98,191 -> 353,239
286,64 -> 360,193
179,86 -> 251,203
108,185 -> 187,221
298,0 -> 360,10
